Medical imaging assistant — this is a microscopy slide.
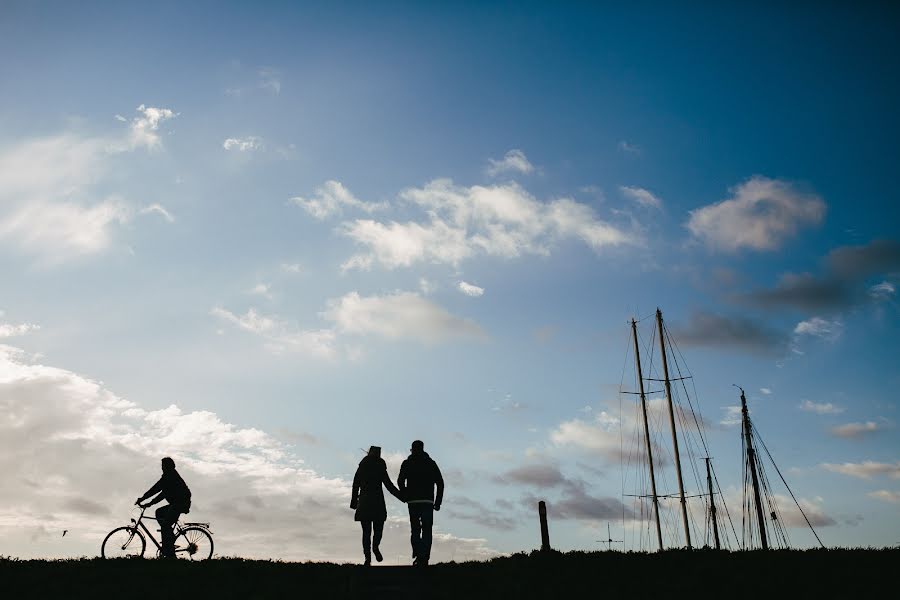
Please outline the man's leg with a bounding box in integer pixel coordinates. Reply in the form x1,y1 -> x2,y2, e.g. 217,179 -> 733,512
420,505 -> 434,563
155,505 -> 179,558
408,504 -> 423,560
360,521 -> 372,564
372,521 -> 384,562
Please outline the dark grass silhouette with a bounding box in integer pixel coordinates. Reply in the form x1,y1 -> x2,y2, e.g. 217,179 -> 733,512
2,548 -> 896,599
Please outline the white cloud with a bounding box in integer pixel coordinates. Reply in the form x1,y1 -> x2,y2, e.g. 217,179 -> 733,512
869,281 -> 895,299
794,317 -> 843,341
486,149 -> 535,176
210,307 -> 336,359
138,203 -> 175,222
247,283 -> 273,299
619,186 -> 662,209
223,136 -> 263,152
291,180 -> 387,220
0,198 -> 130,263
280,262 -> 302,274
799,400 -> 844,415
687,176 -> 825,252
323,291 -> 485,344
720,405 -> 742,426
0,106 -> 177,263
458,281 -> 484,297
341,179 -> 636,270
0,319 -> 39,338
760,387 -> 772,395
868,490 -> 900,504
0,345 -> 495,561
830,421 -> 885,439
822,461 -> 900,479
258,67 -> 281,94
127,104 -> 177,150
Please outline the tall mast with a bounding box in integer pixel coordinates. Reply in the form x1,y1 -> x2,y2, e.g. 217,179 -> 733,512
656,308 -> 692,549
704,458 -> 721,550
740,387 -> 768,550
631,318 -> 663,551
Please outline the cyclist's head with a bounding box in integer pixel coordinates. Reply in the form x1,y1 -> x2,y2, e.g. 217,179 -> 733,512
161,457 -> 176,472
411,440 -> 424,454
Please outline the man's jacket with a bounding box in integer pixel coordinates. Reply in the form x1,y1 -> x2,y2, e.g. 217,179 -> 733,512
144,469 -> 192,511
398,451 -> 444,505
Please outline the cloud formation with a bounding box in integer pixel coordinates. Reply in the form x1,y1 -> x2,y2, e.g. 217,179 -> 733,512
486,149 -> 534,176
223,136 -> 263,151
799,400 -> 843,415
830,421 -> 887,439
458,281 -> 485,297
0,345 -> 495,561
670,311 -> 788,355
292,180 -> 386,220
323,291 -> 486,344
341,179 -> 636,270
0,106 -> 176,263
619,186 -> 662,209
687,176 -> 825,252
822,461 -> 900,479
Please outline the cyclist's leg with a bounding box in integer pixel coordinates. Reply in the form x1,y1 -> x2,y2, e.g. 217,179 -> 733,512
156,505 -> 181,557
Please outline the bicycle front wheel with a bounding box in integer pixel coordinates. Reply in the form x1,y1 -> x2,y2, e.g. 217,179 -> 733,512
102,526 -> 146,558
175,526 -> 214,561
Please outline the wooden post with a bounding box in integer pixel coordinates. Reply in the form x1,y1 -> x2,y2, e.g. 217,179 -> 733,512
538,501 -> 551,551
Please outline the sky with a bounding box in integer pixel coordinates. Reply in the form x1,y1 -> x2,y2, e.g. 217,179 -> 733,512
1,1 -> 899,561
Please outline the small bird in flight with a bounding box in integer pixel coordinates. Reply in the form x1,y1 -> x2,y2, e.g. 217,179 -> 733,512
62,530 -> 67,537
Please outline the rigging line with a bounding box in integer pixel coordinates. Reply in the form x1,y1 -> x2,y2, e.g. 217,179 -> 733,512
711,460 -> 740,548
754,427 -> 826,549
664,323 -> 712,457
619,325 -> 631,549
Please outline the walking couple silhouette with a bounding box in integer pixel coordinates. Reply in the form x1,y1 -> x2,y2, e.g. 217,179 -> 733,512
350,440 -> 444,566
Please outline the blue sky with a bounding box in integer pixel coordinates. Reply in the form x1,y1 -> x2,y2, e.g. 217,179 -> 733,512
1,1 -> 898,559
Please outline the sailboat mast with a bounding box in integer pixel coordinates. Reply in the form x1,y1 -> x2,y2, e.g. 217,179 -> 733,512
704,457 -> 721,550
631,318 -> 664,551
656,308 -> 692,549
740,387 -> 769,550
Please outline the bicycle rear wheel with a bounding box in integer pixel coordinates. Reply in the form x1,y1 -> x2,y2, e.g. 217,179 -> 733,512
175,526 -> 213,561
102,526 -> 146,558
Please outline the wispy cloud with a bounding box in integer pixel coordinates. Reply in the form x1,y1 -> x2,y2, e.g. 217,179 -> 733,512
340,179 -> 637,271
687,176 -> 825,252
486,149 -> 534,176
617,140 -> 641,155
291,180 -> 387,220
868,490 -> 900,503
822,461 -> 900,479
323,291 -> 486,344
223,136 -> 263,152
458,281 -> 484,297
794,317 -> 843,342
619,186 -> 662,209
830,420 -> 887,439
670,311 -> 788,355
127,104 -> 178,150
799,400 -> 844,415
258,67 -> 282,94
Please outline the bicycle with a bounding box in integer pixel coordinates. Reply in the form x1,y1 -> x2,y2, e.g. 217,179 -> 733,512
101,505 -> 214,560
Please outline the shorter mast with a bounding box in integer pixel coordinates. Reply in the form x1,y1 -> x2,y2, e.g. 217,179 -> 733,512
704,458 -> 721,550
631,318 -> 664,551
740,387 -> 769,550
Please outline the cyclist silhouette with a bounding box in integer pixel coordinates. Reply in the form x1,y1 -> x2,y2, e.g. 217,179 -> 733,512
136,457 -> 192,558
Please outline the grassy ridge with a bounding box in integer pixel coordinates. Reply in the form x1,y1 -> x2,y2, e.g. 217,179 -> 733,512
2,548 -> 895,599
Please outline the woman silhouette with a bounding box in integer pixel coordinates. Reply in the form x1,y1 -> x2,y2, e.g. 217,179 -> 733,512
350,446 -> 404,565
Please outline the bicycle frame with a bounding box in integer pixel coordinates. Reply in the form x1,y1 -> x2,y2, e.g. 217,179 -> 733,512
129,507 -> 196,555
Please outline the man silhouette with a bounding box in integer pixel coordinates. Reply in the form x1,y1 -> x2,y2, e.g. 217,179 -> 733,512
398,440 -> 444,566
136,457 -> 192,558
